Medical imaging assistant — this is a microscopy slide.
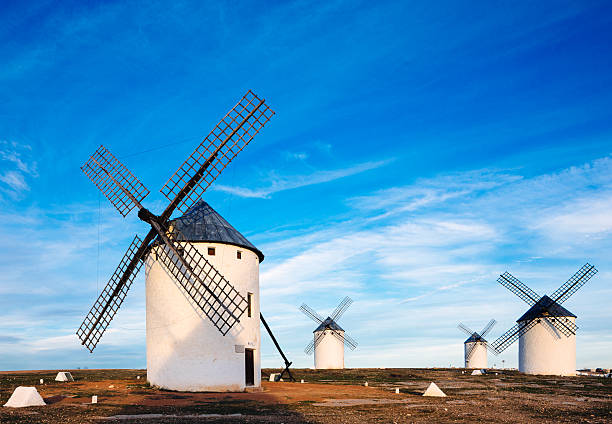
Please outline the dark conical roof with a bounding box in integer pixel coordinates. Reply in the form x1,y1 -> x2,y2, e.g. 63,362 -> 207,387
170,200 -> 264,262
465,332 -> 485,344
314,317 -> 345,333
516,295 -> 576,322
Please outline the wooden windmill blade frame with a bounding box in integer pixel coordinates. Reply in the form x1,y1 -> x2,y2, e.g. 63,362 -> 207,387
330,296 -> 353,322
497,272 -> 540,306
81,145 -> 151,217
160,90 -> 275,216
457,322 -> 475,338
479,319 -> 496,339
305,331 -> 326,355
154,225 -> 248,335
465,341 -> 479,361
550,263 -> 598,305
76,234 -> 148,351
328,328 -> 358,350
299,303 -> 325,324
76,90 -> 275,352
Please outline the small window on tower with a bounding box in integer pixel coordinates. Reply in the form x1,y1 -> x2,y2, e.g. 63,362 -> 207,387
208,247 -> 215,256
237,250 -> 242,259
247,292 -> 253,317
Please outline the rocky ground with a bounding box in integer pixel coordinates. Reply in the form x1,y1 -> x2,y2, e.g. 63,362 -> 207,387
0,368 -> 611,423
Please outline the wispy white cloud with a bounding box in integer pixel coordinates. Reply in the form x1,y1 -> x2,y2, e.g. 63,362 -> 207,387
349,169 -> 522,217
0,140 -> 38,198
214,159 -> 393,198
258,155 -> 612,368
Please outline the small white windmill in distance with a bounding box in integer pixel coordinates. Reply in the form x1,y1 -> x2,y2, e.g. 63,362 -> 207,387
491,263 -> 598,376
300,297 -> 358,369
457,319 -> 498,369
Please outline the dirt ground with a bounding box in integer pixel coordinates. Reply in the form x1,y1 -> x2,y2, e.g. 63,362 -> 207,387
0,368 -> 611,423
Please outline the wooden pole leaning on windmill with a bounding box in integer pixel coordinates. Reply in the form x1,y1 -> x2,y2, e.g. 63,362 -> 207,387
260,313 -> 296,382
76,92 -> 294,378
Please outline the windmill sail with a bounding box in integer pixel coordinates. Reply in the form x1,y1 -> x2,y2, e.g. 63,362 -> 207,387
161,90 -> 275,215
81,145 -> 150,217
154,226 -> 248,335
76,235 -> 148,352
77,91 -> 275,352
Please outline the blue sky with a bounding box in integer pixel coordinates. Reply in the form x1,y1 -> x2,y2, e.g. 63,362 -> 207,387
1,0 -> 611,371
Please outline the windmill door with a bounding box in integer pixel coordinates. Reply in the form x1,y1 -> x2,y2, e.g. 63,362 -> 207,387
245,349 -> 254,386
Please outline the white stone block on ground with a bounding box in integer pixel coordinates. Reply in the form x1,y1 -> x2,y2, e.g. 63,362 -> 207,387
92,396 -> 98,404
55,372 -> 74,382
4,386 -> 46,408
423,382 -> 446,397
268,373 -> 280,382
471,369 -> 483,375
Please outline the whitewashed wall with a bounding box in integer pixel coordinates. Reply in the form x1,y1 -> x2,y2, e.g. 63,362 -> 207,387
464,341 -> 487,368
519,317 -> 576,376
314,330 -> 345,369
145,242 -> 260,391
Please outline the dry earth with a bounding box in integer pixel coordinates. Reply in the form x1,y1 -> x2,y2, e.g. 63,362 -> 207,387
0,368 -> 611,423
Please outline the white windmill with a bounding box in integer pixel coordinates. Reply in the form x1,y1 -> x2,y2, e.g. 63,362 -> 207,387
491,263 -> 598,376
300,297 -> 358,369
76,91 -> 296,391
457,319 -> 497,369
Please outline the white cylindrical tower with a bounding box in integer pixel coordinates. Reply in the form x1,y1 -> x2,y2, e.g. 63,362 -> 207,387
517,295 -> 577,376
464,337 -> 487,369
314,328 -> 345,369
145,201 -> 264,392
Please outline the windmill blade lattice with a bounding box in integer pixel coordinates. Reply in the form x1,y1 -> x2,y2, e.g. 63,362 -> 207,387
550,263 -> 598,305
480,319 -> 497,339
328,329 -> 358,350
299,304 -> 325,324
305,331 -> 326,355
498,272 -> 540,306
77,91 -> 275,352
330,296 -> 353,322
155,226 -> 248,335
161,90 -> 275,215
465,341 -> 479,360
76,235 -> 147,351
81,145 -> 150,217
541,316 -> 577,337
492,319 -> 538,354
457,322 -> 475,338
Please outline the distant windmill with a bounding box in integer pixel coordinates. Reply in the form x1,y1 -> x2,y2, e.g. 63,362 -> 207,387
491,263 -> 598,376
457,319 -> 497,369
77,91 -> 295,391
300,297 -> 358,369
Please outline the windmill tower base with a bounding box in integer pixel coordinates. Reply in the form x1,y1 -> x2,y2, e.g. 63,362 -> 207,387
464,341 -> 487,369
518,318 -> 576,376
314,329 -> 345,369
145,242 -> 261,392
